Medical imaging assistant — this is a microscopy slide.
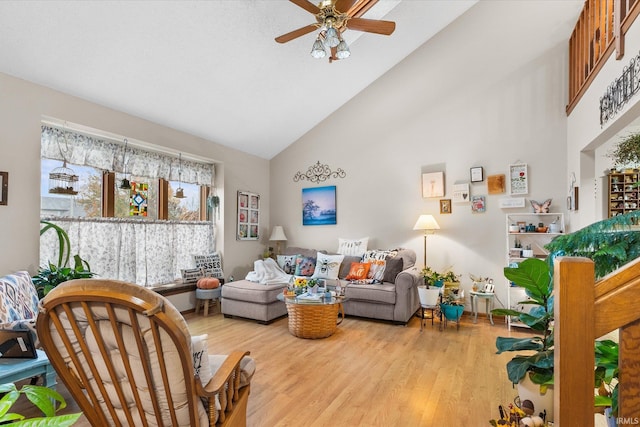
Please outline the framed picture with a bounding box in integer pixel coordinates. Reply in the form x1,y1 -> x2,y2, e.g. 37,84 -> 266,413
452,183 -> 470,203
0,172 -> 7,206
422,172 -> 444,198
471,195 -> 486,213
440,199 -> 452,214
509,163 -> 528,195
470,167 -> 484,183
488,174 -> 506,194
237,190 -> 259,240
302,185 -> 336,226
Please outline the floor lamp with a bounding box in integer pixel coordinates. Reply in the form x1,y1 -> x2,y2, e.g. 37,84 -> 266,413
413,214 -> 440,268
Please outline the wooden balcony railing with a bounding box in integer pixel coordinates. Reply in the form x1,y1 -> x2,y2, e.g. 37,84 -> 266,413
566,0 -> 639,115
554,256 -> 640,425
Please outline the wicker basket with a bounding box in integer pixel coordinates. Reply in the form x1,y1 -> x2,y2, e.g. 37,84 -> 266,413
286,302 -> 344,339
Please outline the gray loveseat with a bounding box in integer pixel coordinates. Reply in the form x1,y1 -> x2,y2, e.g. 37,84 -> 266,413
221,246 -> 421,325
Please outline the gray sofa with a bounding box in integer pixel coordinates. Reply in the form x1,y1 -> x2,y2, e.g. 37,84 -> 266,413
221,246 -> 421,325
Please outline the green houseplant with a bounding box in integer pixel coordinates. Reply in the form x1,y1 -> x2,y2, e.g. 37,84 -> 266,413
33,220 -> 94,299
608,132 -> 640,168
0,383 -> 81,426
492,257 -> 555,388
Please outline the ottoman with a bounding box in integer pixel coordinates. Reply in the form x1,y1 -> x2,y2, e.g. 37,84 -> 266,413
221,280 -> 288,324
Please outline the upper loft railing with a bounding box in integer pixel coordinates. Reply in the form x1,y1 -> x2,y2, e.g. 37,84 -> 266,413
566,0 -> 639,115
554,256 -> 640,425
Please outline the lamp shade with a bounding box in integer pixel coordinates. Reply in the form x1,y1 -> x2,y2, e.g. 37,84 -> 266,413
269,226 -> 287,241
413,215 -> 440,232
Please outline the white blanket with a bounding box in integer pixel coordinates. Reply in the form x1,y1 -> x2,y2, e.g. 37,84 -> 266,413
245,258 -> 292,284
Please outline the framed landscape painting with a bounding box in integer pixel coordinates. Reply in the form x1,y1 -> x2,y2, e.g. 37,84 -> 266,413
302,186 -> 336,226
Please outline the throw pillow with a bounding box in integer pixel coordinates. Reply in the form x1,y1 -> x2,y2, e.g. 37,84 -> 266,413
311,253 -> 345,280
276,255 -> 298,275
382,256 -> 404,283
337,237 -> 369,257
345,262 -> 371,281
338,255 -> 362,279
366,259 -> 386,281
193,253 -> 224,279
191,334 -> 213,386
294,256 -> 316,276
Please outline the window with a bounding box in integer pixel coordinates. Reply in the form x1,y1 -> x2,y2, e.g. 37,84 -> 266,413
39,124 -> 217,286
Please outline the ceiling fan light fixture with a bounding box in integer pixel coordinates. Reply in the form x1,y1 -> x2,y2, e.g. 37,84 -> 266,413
310,37 -> 326,59
324,26 -> 340,48
336,39 -> 350,59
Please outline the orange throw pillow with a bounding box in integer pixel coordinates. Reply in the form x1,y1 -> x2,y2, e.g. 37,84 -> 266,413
346,262 -> 370,280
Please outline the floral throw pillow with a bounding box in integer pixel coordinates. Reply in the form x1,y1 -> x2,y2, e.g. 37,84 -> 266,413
294,256 -> 316,276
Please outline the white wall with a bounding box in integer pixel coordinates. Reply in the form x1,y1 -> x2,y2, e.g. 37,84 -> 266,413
270,2 -> 571,309
0,72 -> 270,281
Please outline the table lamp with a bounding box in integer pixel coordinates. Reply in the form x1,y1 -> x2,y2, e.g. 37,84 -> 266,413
269,225 -> 288,256
413,214 -> 440,268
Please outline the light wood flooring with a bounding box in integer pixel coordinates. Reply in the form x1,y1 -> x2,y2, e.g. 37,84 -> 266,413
17,311 -> 533,426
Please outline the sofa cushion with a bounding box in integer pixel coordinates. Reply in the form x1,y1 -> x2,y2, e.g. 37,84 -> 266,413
294,256 -> 316,276
345,282 -> 396,305
338,255 -> 362,279
383,256 -> 404,283
276,255 -> 298,275
0,271 -> 39,324
337,237 -> 369,257
311,253 -> 344,280
221,280 -> 286,304
345,262 -> 370,280
283,247 -> 326,259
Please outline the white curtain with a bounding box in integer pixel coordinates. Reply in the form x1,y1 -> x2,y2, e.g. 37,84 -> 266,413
39,217 -> 215,286
41,125 -> 214,186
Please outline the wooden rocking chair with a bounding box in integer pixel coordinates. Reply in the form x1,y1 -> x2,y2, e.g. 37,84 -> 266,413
36,279 -> 253,426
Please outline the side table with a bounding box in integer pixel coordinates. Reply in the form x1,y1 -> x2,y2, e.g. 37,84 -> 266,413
0,349 -> 56,389
470,291 -> 495,325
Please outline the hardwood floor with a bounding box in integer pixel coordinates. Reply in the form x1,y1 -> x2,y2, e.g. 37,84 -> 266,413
19,311 -> 533,426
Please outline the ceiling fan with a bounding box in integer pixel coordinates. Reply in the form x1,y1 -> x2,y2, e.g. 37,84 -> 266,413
275,0 -> 396,62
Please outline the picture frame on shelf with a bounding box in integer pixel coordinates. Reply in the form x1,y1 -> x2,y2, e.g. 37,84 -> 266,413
470,166 -> 484,183
422,172 -> 444,198
440,199 -> 452,214
237,190 -> 259,240
509,163 -> 528,195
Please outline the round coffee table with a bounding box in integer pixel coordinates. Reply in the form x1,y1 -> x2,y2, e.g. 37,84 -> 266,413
277,293 -> 345,339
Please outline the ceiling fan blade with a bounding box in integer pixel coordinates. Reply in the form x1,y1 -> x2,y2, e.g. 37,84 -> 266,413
335,0 -> 360,14
289,0 -> 321,15
275,24 -> 318,44
347,17 -> 395,35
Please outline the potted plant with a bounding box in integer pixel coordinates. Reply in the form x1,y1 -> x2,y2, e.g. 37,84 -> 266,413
33,220 -> 94,299
0,383 -> 81,426
595,339 -> 619,426
608,132 -> 640,169
439,288 -> 464,322
491,257 -> 555,419
417,267 -> 442,307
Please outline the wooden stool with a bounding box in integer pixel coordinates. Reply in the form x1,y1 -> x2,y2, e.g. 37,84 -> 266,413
195,288 -> 222,316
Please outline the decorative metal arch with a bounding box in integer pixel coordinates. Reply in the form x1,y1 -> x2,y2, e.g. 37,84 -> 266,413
293,161 -> 346,184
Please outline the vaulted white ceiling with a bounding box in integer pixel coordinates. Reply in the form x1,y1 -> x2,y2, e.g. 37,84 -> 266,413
0,1 -> 583,159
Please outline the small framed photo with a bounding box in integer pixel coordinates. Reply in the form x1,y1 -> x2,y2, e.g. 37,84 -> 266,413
470,166 -> 484,183
440,199 -> 452,214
